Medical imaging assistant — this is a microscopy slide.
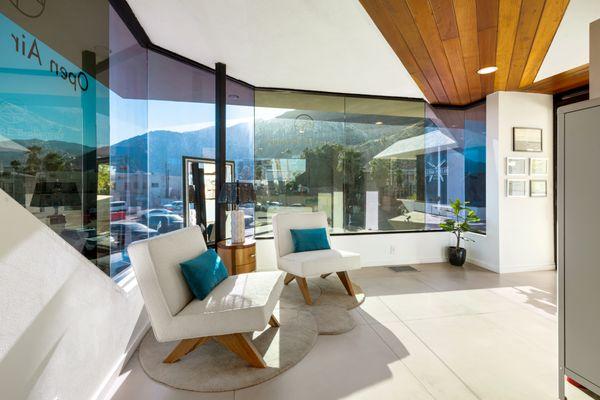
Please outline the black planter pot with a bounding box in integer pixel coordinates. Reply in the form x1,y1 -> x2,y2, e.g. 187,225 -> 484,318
448,246 -> 467,267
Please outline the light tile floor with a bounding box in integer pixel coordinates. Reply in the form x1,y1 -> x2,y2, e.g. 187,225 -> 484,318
107,263 -> 593,400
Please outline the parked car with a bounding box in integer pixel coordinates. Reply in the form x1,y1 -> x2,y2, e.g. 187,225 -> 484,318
141,208 -> 174,216
139,211 -> 183,233
164,201 -> 184,213
110,221 -> 158,250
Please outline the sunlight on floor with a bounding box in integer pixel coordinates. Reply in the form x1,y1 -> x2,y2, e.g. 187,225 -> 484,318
106,263 -> 584,400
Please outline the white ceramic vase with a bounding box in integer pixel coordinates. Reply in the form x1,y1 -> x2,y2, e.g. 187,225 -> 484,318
230,209 -> 246,243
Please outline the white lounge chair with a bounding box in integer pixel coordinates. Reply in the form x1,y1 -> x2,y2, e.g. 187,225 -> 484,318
272,212 -> 361,305
128,226 -> 284,367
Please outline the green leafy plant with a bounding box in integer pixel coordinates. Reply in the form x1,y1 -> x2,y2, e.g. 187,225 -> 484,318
439,199 -> 481,249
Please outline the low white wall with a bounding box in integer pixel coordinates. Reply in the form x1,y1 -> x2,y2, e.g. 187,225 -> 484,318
467,91 -> 555,273
256,231 -> 453,270
0,190 -> 148,400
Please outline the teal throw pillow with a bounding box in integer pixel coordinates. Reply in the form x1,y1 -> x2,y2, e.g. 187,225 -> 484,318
290,228 -> 330,253
180,249 -> 228,300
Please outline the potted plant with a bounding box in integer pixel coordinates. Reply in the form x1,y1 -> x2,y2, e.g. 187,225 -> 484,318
439,199 -> 480,267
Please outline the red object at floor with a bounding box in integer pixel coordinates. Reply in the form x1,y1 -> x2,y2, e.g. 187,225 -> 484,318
567,377 -> 586,389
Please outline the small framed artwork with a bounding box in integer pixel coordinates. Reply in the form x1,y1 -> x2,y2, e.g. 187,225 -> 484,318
513,127 -> 543,152
530,158 -> 548,176
506,157 -> 527,175
506,179 -> 527,197
530,180 -> 548,197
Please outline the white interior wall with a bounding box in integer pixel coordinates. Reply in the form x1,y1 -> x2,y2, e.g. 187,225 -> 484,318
0,190 -> 148,400
467,91 -> 555,273
590,19 -> 600,99
256,231 -> 453,270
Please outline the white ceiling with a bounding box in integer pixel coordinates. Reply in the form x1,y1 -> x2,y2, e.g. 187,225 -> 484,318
535,0 -> 600,82
125,0 -> 424,99
127,0 -> 598,97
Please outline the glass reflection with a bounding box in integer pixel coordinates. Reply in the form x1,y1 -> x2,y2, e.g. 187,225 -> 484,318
254,90 -> 486,236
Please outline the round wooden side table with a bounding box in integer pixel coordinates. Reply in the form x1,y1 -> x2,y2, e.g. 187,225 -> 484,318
216,237 -> 256,275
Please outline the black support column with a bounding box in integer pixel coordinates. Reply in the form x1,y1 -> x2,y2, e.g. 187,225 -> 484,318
214,62 -> 227,243
81,50 -> 98,261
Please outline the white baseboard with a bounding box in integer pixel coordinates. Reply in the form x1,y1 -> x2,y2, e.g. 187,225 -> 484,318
466,257 -> 499,273
361,257 -> 447,267
499,264 -> 556,273
466,258 -> 555,274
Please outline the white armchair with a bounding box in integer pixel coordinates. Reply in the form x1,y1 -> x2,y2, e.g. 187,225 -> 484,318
128,226 -> 284,367
272,212 -> 360,305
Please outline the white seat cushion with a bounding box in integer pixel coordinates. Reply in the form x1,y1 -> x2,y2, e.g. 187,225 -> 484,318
163,271 -> 285,341
278,249 -> 360,278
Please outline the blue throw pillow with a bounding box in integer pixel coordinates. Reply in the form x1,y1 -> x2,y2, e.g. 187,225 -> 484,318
290,228 -> 330,253
180,249 -> 228,300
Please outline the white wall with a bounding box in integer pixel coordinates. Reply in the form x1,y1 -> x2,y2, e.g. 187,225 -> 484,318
467,91 -> 555,273
0,190 -> 148,400
256,231 -> 453,270
590,19 -> 600,99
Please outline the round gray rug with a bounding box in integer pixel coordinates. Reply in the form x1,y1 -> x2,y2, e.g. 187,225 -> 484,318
139,308 -> 317,392
280,276 -> 364,335
313,276 -> 366,310
138,275 -> 365,392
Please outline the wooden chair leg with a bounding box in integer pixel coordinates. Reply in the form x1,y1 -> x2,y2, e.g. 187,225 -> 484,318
296,277 -> 312,305
320,273 -> 332,278
283,272 -> 296,285
284,273 -> 295,285
268,314 -> 280,327
337,271 -> 356,296
163,337 -> 210,363
214,333 -> 267,368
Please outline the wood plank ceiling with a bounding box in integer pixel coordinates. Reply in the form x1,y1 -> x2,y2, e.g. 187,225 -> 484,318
360,0 -> 576,105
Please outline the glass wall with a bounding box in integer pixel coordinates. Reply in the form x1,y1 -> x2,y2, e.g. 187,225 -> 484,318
0,2 -> 112,271
226,79 -> 255,238
254,90 -> 486,237
424,103 -> 486,232
109,50 -> 216,274
107,7 -> 148,276
0,2 -> 485,276
146,50 -> 215,230
0,2 -> 218,278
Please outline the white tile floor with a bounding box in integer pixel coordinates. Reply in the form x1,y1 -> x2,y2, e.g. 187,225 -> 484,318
106,263 -> 593,400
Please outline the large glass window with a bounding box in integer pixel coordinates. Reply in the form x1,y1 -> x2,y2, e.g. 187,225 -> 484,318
107,6 -> 148,276
254,90 -> 486,237
145,50 -> 215,238
226,79 -> 255,238
0,3 -> 218,278
0,2 -> 112,271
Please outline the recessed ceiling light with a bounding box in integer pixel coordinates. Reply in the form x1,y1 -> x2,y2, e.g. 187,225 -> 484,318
477,66 -> 498,75
375,121 -> 383,125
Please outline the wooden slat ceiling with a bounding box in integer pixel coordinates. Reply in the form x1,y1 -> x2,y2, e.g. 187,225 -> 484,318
523,64 -> 589,94
360,0 -> 578,105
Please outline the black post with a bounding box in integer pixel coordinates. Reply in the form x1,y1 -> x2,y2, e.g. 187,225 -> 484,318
215,62 -> 227,243
82,50 -> 98,262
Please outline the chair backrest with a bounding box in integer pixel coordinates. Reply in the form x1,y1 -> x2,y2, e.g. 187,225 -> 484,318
272,211 -> 329,258
128,226 -> 207,326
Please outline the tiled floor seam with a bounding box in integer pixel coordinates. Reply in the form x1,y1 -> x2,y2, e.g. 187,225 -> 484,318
362,321 -> 437,400
372,296 -> 483,400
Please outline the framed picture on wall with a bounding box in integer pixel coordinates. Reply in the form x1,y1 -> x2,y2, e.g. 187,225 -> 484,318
506,179 -> 527,197
506,157 -> 527,175
513,127 -> 543,152
530,158 -> 548,176
530,180 -> 548,197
